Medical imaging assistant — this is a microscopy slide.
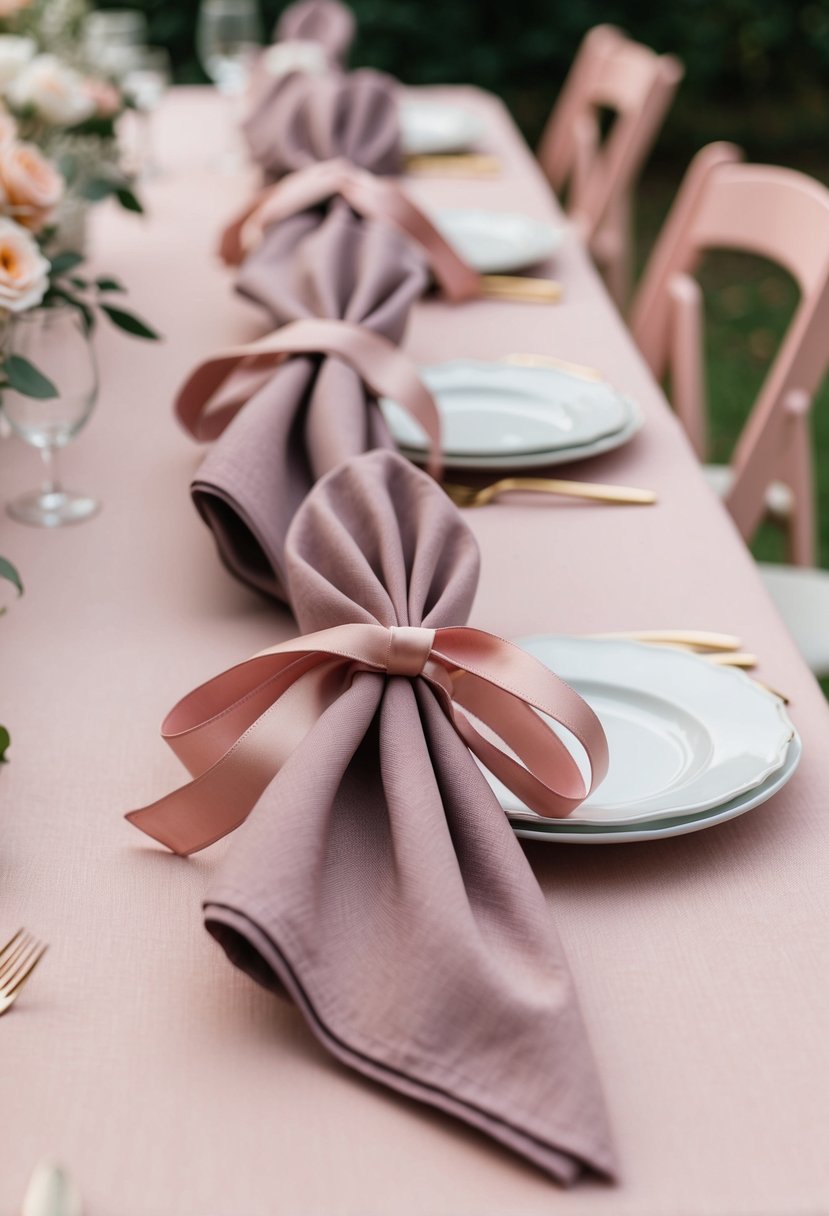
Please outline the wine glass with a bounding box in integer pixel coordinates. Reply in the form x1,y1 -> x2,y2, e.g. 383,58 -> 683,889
197,0 -> 262,168
122,46 -> 172,178
197,0 -> 262,96
2,305 -> 99,528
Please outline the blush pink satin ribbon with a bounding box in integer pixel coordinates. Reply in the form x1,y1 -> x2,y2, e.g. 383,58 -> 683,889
220,158 -> 483,302
126,623 -> 609,856
174,317 -> 443,480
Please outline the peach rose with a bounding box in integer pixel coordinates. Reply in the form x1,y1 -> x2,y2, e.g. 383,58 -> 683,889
0,216 -> 50,314
0,0 -> 32,16
0,140 -> 63,231
83,77 -> 122,119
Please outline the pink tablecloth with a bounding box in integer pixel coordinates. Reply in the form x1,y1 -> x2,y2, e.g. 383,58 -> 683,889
2,87 -> 828,1215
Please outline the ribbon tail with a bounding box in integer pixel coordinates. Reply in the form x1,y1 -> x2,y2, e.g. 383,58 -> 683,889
126,657 -> 357,855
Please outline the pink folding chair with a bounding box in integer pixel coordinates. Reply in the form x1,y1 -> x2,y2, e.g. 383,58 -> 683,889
538,25 -> 683,309
631,142 -> 829,673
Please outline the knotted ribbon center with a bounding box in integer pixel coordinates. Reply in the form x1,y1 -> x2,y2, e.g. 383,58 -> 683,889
386,625 -> 436,676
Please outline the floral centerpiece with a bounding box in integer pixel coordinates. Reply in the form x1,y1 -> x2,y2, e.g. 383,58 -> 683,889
0,0 -> 141,248
0,123 -> 157,399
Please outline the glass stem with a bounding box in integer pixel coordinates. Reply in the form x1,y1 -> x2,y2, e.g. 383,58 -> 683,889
40,444 -> 62,497
141,111 -> 155,177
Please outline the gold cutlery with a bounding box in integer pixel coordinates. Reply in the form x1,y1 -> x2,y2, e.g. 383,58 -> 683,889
503,351 -> 607,383
444,476 -> 657,508
590,631 -> 788,702
406,153 -> 501,177
703,650 -> 758,669
480,275 -> 563,304
22,1162 -> 82,1216
0,928 -> 47,1016
594,629 -> 743,652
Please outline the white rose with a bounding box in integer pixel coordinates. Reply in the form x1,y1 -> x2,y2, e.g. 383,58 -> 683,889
0,36 -> 35,92
0,216 -> 50,313
8,55 -> 95,127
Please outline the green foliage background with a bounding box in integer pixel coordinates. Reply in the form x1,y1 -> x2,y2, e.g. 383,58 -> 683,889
98,0 -> 829,155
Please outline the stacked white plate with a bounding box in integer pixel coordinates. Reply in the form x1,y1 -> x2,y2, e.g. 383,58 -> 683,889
427,209 -> 563,274
399,101 -> 563,274
481,636 -> 799,843
381,360 -> 642,470
399,99 -> 486,156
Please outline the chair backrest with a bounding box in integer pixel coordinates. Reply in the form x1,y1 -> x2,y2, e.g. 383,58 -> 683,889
631,143 -> 829,550
538,25 -> 683,240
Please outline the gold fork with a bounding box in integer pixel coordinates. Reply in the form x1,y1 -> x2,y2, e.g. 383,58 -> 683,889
0,928 -> 48,1016
480,275 -> 563,304
504,351 -> 607,383
444,476 -> 657,508
406,153 -> 501,177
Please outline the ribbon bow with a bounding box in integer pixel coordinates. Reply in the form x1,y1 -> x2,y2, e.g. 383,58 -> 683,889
126,622 -> 608,856
220,158 -> 483,302
174,317 -> 443,480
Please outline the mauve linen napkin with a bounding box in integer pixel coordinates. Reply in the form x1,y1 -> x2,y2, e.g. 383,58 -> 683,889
273,0 -> 355,63
243,67 -> 403,180
192,204 -> 429,600
204,449 -> 615,1185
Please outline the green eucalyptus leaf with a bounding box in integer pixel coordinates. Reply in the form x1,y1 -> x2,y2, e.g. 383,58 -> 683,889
100,305 -> 160,341
0,556 -> 23,596
95,276 -> 125,293
3,355 -> 58,399
82,177 -> 117,202
115,186 -> 143,215
0,725 -> 10,763
49,250 -> 84,277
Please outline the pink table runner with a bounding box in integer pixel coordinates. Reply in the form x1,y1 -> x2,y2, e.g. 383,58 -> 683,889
2,87 -> 829,1214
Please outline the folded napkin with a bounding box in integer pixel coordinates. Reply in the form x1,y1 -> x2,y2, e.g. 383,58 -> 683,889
243,67 -> 403,180
274,0 -> 356,63
129,449 -> 615,1184
192,204 -> 429,601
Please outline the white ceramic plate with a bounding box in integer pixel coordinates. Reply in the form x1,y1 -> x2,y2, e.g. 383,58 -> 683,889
399,100 -> 486,155
398,401 -> 643,470
485,637 -> 794,827
512,733 -> 801,844
381,361 -> 633,457
429,208 -> 563,274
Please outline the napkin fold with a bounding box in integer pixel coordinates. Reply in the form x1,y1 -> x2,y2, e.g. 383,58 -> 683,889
192,204 -> 429,600
203,449 -> 616,1184
243,67 -> 403,180
274,0 -> 356,63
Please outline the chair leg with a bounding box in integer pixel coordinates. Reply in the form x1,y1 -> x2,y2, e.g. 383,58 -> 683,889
668,273 -> 707,459
591,193 -> 632,313
780,408 -> 816,567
